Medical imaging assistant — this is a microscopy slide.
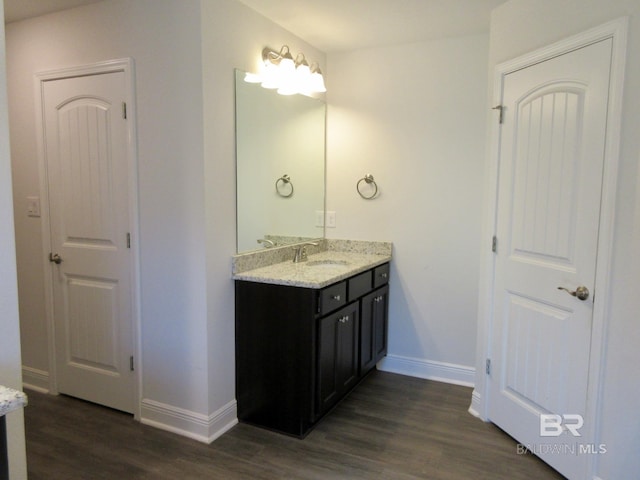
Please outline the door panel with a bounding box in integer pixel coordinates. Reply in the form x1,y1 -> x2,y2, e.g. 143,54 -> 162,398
58,100 -> 116,245
490,39 -> 612,479
511,89 -> 581,266
317,302 -> 359,415
373,286 -> 388,361
360,285 -> 389,373
67,276 -> 119,373
504,294 -> 589,415
44,70 -> 134,413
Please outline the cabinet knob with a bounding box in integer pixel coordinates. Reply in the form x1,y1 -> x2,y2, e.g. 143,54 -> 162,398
338,315 -> 349,323
332,294 -> 341,301
380,273 -> 388,279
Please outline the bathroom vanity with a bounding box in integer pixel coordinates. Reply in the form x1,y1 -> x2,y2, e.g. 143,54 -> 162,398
0,385 -> 27,478
233,241 -> 391,437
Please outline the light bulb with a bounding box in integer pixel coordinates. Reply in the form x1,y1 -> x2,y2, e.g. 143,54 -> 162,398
244,72 -> 262,83
310,71 -> 327,93
294,62 -> 312,95
260,61 -> 280,89
279,52 -> 295,75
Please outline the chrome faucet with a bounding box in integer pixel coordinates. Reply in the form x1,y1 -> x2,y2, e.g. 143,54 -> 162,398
257,239 -> 275,248
292,242 -> 319,263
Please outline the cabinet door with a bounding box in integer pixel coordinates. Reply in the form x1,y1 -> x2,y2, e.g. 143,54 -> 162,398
360,285 -> 389,373
317,302 -> 360,415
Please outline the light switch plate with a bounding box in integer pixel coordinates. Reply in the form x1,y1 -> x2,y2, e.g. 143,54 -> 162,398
326,211 -> 336,228
27,196 -> 41,217
315,210 -> 325,227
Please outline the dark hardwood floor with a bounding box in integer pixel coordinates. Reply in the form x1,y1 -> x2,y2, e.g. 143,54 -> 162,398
24,371 -> 563,479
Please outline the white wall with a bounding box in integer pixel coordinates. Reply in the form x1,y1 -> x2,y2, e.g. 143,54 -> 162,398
5,0 -> 327,442
326,35 -> 489,383
0,0 -> 28,476
484,1 -> 640,478
6,0 -> 212,432
200,0 -> 325,418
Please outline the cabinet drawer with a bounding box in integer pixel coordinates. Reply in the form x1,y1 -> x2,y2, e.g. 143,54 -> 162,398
319,281 -> 347,316
373,263 -> 390,288
348,270 -> 372,302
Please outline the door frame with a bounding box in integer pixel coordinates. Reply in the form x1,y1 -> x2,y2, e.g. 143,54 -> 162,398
472,18 -> 628,478
34,58 -> 142,419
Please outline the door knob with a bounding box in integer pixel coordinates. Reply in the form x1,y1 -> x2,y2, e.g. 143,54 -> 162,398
557,285 -> 589,301
49,253 -> 63,265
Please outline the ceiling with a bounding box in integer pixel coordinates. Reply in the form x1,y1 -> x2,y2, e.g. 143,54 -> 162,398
235,0 -> 507,52
3,0 -> 102,23
4,0 -> 506,51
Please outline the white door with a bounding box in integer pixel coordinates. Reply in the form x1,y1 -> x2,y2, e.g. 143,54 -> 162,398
43,70 -> 135,413
489,39 -> 612,478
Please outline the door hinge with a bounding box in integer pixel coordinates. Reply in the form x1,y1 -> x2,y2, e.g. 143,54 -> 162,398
486,358 -> 491,375
492,105 -> 504,124
492,235 -> 497,253
129,355 -> 135,371
122,102 -> 127,119
127,232 -> 131,249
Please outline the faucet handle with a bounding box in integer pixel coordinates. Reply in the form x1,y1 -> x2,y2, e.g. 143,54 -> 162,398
257,238 -> 275,248
292,242 -> 319,263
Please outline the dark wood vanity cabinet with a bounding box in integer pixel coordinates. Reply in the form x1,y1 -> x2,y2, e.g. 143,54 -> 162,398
317,302 -> 360,416
235,262 -> 390,437
360,284 -> 389,372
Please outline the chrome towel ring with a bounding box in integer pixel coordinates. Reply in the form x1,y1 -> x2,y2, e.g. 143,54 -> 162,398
357,174 -> 378,200
275,174 -> 294,197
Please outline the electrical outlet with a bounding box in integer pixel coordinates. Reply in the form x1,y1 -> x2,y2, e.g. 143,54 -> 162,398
326,211 -> 336,228
315,210 -> 325,227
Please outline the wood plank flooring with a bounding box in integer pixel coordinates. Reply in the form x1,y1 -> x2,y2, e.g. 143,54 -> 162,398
24,371 -> 564,479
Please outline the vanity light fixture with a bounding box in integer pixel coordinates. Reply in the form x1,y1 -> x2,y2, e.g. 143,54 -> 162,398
244,45 -> 326,96
308,63 -> 327,93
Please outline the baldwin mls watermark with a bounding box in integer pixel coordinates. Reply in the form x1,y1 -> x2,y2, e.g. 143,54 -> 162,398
540,414 -> 584,437
516,414 -> 607,456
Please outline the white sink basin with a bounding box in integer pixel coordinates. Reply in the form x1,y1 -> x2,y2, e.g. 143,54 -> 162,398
305,259 -> 350,269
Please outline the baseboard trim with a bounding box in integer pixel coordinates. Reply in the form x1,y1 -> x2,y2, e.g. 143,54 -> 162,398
468,389 -> 483,418
140,398 -> 237,444
22,366 -> 50,393
377,354 -> 475,387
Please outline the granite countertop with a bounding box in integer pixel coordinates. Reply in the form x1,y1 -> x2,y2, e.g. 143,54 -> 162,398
233,250 -> 391,288
0,386 -> 28,416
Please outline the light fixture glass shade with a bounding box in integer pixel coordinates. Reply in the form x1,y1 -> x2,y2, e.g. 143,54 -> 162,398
310,71 -> 327,93
275,50 -> 296,94
256,45 -> 327,95
279,53 -> 295,75
294,62 -> 312,95
277,82 -> 298,95
260,61 -> 280,89
244,71 -> 262,83
277,66 -> 299,95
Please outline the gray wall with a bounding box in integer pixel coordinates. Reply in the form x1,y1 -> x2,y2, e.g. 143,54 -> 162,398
6,0 -> 210,427
326,35 -> 489,382
0,0 -> 27,476
6,0 -> 325,440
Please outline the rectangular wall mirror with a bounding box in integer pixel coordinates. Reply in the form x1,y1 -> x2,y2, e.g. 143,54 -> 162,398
235,69 -> 326,254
